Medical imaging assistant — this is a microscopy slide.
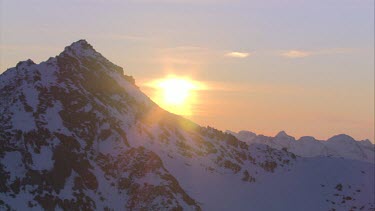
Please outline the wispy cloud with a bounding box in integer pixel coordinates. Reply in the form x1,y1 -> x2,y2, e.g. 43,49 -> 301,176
281,48 -> 357,59
281,50 -> 310,58
225,51 -> 250,58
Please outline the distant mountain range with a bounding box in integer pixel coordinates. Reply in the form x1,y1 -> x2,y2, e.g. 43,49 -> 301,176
227,130 -> 374,164
0,40 -> 374,210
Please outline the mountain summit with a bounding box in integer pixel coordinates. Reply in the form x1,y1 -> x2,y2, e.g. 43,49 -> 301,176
0,40 -> 374,211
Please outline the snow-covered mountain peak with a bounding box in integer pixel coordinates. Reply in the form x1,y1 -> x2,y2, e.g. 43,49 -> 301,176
59,39 -> 102,60
230,130 -> 257,142
15,59 -> 36,69
298,136 -> 318,142
275,131 -> 294,139
327,134 -> 356,143
237,130 -> 256,137
360,139 -> 373,147
64,39 -> 93,52
55,39 -> 129,78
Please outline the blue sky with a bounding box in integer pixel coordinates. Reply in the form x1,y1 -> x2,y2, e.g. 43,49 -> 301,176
1,0 -> 374,141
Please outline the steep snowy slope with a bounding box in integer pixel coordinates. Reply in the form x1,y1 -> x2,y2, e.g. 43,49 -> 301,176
0,40 -> 374,211
229,130 -> 374,164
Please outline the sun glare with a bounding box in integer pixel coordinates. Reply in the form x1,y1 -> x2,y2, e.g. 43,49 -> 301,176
144,76 -> 205,116
159,78 -> 196,105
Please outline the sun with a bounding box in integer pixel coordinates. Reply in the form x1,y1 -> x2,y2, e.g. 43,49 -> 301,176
158,78 -> 196,106
144,76 -> 204,116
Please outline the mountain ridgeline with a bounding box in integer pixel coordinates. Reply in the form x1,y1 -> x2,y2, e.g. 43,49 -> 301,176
228,130 -> 374,164
0,40 -> 374,211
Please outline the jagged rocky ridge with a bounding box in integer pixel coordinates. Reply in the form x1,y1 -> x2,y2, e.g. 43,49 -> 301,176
0,40 -> 374,211
228,130 -> 374,164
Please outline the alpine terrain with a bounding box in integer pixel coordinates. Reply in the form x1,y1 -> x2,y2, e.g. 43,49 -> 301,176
228,130 -> 374,164
0,40 -> 374,211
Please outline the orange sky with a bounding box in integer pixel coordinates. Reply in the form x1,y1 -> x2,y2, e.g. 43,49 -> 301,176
140,77 -> 374,141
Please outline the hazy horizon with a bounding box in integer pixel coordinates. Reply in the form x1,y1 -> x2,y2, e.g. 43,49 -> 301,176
1,0 -> 374,142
